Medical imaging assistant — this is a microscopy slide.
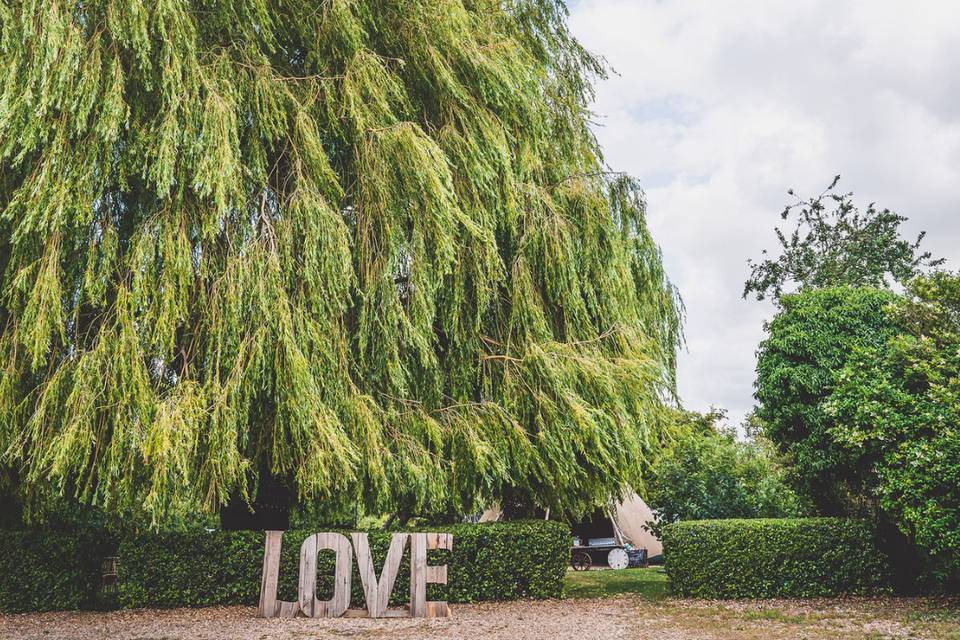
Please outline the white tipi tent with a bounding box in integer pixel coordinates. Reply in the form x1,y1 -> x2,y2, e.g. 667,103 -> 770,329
609,492 -> 662,557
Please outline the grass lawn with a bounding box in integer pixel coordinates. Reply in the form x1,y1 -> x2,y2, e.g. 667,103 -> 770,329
564,567 -> 669,600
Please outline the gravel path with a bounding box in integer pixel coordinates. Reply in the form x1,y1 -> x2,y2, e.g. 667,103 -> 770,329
2,596 -> 959,640
1,600 -> 638,640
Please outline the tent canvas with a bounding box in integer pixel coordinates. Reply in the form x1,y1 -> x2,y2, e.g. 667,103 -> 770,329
610,492 -> 662,557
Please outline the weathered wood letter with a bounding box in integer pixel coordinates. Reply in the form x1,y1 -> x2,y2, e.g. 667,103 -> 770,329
352,532 -> 408,618
257,531 -> 299,618
299,532 -> 353,618
409,532 -> 453,618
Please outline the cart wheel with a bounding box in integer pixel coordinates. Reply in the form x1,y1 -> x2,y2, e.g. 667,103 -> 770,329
607,548 -> 629,570
572,551 -> 592,571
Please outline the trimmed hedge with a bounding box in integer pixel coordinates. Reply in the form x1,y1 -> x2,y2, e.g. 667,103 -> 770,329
0,529 -> 117,613
662,518 -> 891,598
118,520 -> 568,608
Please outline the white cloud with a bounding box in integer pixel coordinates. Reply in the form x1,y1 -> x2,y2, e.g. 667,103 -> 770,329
570,0 -> 960,426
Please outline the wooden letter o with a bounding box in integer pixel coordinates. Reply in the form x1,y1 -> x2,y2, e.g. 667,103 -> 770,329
299,532 -> 353,617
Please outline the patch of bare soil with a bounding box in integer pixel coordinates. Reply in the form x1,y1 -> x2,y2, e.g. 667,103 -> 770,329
1,596 -> 958,640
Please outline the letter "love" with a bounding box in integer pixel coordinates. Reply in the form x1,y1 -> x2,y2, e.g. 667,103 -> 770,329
257,531 -> 452,619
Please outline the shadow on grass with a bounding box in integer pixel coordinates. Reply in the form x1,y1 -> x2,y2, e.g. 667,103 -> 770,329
564,567 -> 669,600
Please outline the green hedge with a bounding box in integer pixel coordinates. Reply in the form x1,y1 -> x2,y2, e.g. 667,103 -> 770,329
0,529 -> 117,613
662,518 -> 891,598
118,520 -> 568,608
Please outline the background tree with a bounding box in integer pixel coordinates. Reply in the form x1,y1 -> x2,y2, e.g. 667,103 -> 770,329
644,408 -> 805,536
827,273 -> 960,587
753,287 -> 898,515
748,175 -> 959,590
0,1 -> 682,525
744,176 -> 943,301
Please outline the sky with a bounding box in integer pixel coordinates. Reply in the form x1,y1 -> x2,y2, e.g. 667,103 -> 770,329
568,0 -> 960,427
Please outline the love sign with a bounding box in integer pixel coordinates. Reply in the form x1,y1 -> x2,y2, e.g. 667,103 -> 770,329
258,531 -> 452,619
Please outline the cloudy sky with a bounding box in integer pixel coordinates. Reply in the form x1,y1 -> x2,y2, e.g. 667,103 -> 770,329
569,0 -> 960,427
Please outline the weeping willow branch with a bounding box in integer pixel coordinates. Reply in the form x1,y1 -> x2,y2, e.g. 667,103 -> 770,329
0,0 -> 682,525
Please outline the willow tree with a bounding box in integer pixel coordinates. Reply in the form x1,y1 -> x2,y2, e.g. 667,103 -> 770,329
0,0 -> 681,525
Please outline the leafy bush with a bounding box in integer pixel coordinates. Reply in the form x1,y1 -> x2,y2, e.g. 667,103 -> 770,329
827,273 -> 960,588
0,528 -> 117,613
755,287 -> 898,514
755,279 -> 960,591
662,518 -> 891,598
118,520 -> 568,608
646,409 -> 806,536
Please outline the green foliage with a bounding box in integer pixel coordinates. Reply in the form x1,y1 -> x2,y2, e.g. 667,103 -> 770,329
0,0 -> 681,525
645,410 -> 805,536
117,529 -> 262,608
827,273 -> 960,584
0,528 -> 117,613
744,176 -> 942,301
117,521 -> 568,608
662,518 -> 891,598
754,286 -> 899,513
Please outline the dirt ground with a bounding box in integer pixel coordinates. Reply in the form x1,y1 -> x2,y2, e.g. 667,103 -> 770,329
2,596 -> 959,640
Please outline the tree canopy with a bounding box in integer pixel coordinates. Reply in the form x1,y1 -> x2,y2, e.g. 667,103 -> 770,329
644,409 -> 804,536
827,273 -> 960,583
0,1 -> 681,524
754,286 -> 898,514
744,176 -> 943,301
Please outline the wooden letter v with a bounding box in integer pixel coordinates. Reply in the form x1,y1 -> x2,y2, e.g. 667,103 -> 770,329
352,532 -> 409,618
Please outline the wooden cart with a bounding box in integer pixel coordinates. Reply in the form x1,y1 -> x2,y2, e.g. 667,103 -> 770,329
570,544 -> 647,571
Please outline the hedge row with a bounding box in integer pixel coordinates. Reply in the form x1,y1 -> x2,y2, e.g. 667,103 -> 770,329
117,520 -> 569,609
662,518 -> 891,598
0,529 -> 117,613
5,516 -> 895,612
